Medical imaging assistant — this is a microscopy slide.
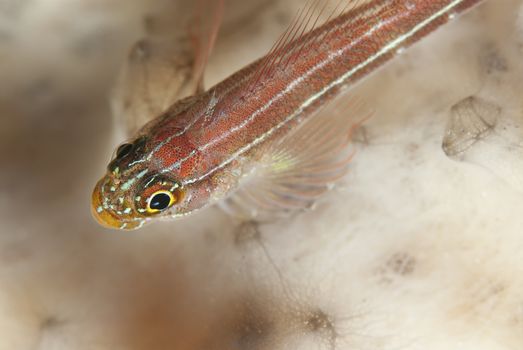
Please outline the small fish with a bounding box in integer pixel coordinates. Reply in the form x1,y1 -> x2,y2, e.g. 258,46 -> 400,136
92,0 -> 485,230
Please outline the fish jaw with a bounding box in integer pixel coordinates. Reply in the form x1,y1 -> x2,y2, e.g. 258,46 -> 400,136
91,177 -> 146,230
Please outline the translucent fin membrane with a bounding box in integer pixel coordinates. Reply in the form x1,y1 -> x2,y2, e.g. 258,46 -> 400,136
223,93 -> 372,220
111,0 -> 223,136
244,0 -> 367,94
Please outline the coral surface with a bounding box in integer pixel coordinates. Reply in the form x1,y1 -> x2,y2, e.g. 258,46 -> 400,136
1,0 -> 522,349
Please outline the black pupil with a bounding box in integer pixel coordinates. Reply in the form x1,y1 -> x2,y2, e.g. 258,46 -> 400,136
150,193 -> 171,211
116,143 -> 133,159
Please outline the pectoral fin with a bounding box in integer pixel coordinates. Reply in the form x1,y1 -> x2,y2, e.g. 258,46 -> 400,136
221,94 -> 372,220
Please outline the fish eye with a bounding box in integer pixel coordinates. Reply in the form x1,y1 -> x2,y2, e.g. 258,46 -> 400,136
146,190 -> 176,214
136,176 -> 184,216
116,143 -> 134,160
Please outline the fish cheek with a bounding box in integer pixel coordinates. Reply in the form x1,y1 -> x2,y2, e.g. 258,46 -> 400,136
176,179 -> 214,216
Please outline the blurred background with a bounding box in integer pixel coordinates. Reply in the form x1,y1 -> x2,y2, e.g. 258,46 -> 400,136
1,0 -> 523,349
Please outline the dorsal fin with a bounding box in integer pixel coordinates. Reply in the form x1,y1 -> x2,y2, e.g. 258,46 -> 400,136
190,0 -> 224,94
244,0 -> 367,94
111,0 -> 224,136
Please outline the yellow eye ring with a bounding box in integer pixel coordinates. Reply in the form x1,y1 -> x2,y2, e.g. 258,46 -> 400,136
146,190 -> 175,214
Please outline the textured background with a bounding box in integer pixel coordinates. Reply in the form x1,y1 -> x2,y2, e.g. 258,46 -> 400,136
1,0 -> 523,349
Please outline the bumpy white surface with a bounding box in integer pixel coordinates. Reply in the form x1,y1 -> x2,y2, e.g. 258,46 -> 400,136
1,0 -> 523,349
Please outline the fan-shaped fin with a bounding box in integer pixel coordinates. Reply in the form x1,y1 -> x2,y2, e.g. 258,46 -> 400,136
221,93 -> 372,221
191,0 -> 224,94
244,0 -> 366,94
112,0 -> 224,136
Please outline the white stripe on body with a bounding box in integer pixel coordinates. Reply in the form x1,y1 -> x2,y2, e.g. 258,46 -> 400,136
148,1 -> 391,166
179,0 -> 462,184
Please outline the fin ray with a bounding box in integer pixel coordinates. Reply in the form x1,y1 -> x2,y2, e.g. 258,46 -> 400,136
244,0 -> 367,94
223,92 -> 372,220
111,0 -> 224,136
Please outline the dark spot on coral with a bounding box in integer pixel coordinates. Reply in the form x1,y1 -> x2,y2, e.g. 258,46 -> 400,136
305,309 -> 334,332
142,14 -> 156,34
41,316 -> 64,330
479,44 -> 509,75
405,142 -> 421,161
406,143 -> 419,153
301,308 -> 337,349
230,299 -> 273,349
36,316 -> 66,349
227,293 -> 341,349
234,220 -> 261,246
386,252 -> 416,276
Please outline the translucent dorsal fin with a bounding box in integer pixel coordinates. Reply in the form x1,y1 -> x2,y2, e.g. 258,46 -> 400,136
191,0 -> 224,94
112,0 -> 224,136
243,0 -> 366,94
221,92 -> 372,221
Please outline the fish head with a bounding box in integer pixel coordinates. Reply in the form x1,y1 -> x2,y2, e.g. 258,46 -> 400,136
91,132 -> 213,230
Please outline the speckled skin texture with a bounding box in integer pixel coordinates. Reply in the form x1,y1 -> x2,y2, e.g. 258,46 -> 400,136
92,0 -> 484,229
2,0 -> 523,349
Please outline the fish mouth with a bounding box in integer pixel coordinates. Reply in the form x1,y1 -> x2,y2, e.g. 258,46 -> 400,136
91,177 -> 144,230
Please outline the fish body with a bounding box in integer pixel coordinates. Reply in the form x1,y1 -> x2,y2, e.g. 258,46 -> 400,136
92,0 -> 484,230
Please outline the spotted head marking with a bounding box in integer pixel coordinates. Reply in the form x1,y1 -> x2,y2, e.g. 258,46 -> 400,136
91,134 -> 189,230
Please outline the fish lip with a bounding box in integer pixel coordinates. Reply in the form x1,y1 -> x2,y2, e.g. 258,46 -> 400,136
91,177 -> 143,230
